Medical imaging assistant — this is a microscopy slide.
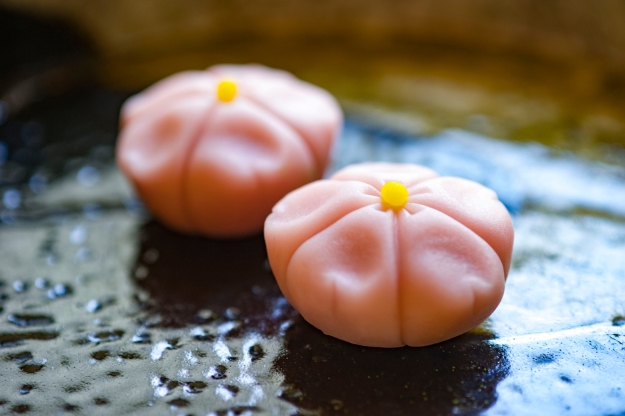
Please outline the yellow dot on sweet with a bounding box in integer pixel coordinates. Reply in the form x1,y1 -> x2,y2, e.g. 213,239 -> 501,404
380,181 -> 409,210
216,80 -> 237,102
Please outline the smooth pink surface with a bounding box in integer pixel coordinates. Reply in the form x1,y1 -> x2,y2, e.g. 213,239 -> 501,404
265,162 -> 514,347
117,64 -> 342,237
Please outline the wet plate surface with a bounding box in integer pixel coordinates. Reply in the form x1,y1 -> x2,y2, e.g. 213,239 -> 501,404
0,85 -> 624,416
1,10 -> 625,414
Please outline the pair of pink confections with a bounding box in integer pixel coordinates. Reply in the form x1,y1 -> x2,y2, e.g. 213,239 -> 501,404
117,64 -> 514,347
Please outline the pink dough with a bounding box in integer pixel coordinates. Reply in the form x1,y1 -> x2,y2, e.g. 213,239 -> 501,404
117,64 -> 342,237
264,162 -> 514,347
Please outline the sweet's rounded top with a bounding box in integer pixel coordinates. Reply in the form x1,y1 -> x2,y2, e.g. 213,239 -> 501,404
264,162 -> 514,347
117,64 -> 342,237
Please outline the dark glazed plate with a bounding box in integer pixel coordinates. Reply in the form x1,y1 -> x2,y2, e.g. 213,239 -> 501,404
1,7 -> 625,416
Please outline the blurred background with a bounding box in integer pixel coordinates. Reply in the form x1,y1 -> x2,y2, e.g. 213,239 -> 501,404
2,0 -> 625,159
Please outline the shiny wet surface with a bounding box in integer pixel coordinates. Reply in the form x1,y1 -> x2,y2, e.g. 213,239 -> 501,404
0,85 -> 624,415
1,9 -> 625,415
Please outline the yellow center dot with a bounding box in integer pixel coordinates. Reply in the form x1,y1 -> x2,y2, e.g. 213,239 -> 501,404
380,181 -> 409,210
216,79 -> 237,102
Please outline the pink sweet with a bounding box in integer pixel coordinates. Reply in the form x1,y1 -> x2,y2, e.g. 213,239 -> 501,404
117,64 -> 342,237
264,162 -> 514,347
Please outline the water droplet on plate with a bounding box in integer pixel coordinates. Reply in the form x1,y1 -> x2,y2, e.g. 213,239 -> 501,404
118,351 -> 141,360
19,363 -> 44,374
279,319 -> 294,334
134,265 -> 148,279
248,344 -> 264,361
190,326 -> 214,341
10,404 -> 30,414
93,397 -> 108,406
3,189 -> 21,210
143,248 -> 159,264
47,283 -> 72,299
150,375 -> 179,397
131,331 -> 151,344
6,351 -> 33,363
85,299 -> 101,313
205,365 -> 227,380
19,384 -> 34,395
45,253 -> 57,266
74,247 -> 91,263
252,285 -> 267,296
69,225 -> 87,245
217,321 -> 239,336
76,166 -> 100,187
54,283 -> 71,296
216,384 -> 239,400
150,340 -> 173,361
184,381 -> 207,394
90,350 -> 110,361
7,314 -> 54,327
195,309 -> 217,323
168,398 -> 189,409
34,277 -> 49,289
86,329 -> 124,344
279,387 -> 303,402
224,307 -> 241,320
28,173 -> 48,194
12,280 -> 27,293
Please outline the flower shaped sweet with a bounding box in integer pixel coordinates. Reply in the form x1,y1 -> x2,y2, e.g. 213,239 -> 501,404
117,64 -> 342,237
265,162 -> 514,347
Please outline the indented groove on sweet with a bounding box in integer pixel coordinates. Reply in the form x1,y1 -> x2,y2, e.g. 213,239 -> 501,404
117,97 -> 212,232
121,71 -> 216,127
287,206 -> 402,347
397,207 -> 505,346
117,64 -> 342,237
264,181 -> 379,292
185,100 -> 316,236
405,177 -> 514,275
241,81 -> 340,175
265,162 -> 514,347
